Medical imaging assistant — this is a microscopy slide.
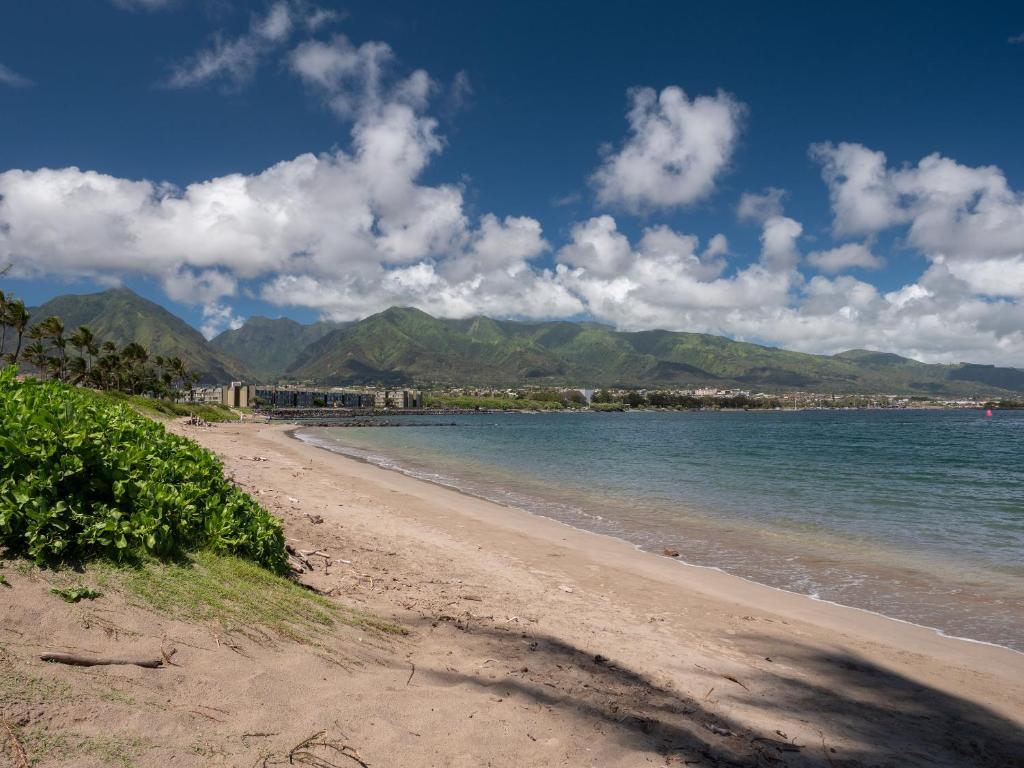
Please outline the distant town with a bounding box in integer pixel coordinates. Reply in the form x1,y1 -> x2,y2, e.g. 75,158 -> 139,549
186,382 -> 1020,414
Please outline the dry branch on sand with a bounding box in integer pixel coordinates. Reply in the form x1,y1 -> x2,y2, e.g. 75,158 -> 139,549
39,648 -> 176,669
259,730 -> 369,767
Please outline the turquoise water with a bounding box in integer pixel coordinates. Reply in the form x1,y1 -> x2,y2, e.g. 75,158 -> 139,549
298,409 -> 1024,650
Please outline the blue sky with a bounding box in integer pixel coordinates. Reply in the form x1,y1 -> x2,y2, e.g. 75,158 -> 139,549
2,1 -> 1024,364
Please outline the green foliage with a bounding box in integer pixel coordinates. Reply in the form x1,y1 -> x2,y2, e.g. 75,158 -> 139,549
95,390 -> 235,422
425,394 -> 567,410
51,584 -> 102,602
111,550 -> 403,642
0,367 -> 287,572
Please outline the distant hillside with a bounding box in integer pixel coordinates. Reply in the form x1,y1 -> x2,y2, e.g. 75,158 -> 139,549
7,291 -> 1024,395
283,306 -> 1024,396
211,316 -> 346,381
8,288 -> 252,384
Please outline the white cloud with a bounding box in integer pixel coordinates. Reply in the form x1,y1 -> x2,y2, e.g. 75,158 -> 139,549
555,215 -> 794,332
0,63 -> 32,88
806,243 -> 884,273
289,35 -> 435,121
199,303 -> 245,339
0,36 -> 580,330
592,86 -> 744,211
166,1 -> 336,89
737,187 -> 785,222
4,28 -> 1024,367
812,142 -> 1024,301
759,215 -> 803,271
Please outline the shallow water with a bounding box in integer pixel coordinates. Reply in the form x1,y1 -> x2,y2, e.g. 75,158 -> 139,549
297,409 -> 1024,650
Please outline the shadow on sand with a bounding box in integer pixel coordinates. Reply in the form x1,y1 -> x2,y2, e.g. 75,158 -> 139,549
412,616 -> 1024,767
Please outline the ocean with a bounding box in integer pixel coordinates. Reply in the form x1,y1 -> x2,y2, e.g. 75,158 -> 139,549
296,409 -> 1024,651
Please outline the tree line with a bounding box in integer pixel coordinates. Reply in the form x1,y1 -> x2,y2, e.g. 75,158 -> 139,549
1,286 -> 200,399
591,389 -> 783,409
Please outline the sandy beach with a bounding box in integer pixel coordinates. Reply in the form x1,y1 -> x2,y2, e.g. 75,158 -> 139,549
3,418 -> 1024,767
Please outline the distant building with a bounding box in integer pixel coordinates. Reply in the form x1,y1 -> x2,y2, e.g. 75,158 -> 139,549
223,382 -> 255,408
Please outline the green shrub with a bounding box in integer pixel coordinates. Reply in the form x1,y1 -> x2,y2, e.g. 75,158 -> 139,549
0,367 -> 286,572
95,391 -> 235,422
424,394 -> 568,410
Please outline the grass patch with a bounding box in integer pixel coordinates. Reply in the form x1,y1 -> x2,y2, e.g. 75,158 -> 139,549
15,727 -> 149,768
92,390 -> 235,423
106,551 -> 404,644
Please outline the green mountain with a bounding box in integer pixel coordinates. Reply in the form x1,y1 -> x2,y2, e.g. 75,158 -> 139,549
8,291 -> 1024,395
210,316 -> 346,381
283,306 -> 1024,396
11,288 -> 252,384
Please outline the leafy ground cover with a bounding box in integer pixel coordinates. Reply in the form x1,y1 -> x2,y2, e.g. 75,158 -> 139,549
95,390 -> 236,422
0,367 -> 286,571
105,551 -> 403,643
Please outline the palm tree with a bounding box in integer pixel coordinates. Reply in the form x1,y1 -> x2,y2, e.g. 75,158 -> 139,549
5,300 -> 30,365
69,326 -> 98,372
35,317 -> 67,381
22,339 -> 48,377
120,342 -> 149,394
0,290 -> 9,356
93,341 -> 118,389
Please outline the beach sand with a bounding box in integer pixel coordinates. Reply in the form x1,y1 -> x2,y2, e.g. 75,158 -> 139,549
3,419 -> 1023,767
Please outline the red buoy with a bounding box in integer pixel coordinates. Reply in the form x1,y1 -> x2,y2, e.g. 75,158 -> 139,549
986,408 -> 993,417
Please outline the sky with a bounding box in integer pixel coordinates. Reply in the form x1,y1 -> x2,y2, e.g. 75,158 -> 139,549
2,1 -> 1024,365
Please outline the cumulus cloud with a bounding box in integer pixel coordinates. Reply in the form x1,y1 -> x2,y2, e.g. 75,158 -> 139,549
0,63 -> 32,88
4,25 -> 1024,366
555,215 -> 795,332
166,1 -> 335,89
288,35 -> 431,119
592,86 -> 744,212
0,31 -> 580,329
812,141 -> 1024,298
806,243 -> 884,273
199,304 -> 245,339
737,187 -> 786,222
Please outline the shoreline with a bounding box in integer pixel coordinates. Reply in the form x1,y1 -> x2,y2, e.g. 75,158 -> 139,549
160,419 -> 1024,765
291,424 -> 1024,656
262,422 -> 1024,679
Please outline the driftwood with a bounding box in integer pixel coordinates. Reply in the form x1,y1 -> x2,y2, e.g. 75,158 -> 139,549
40,648 -> 175,669
286,543 -> 314,572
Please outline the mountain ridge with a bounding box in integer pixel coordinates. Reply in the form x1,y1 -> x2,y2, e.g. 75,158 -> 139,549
7,288 -> 1024,395
4,288 -> 252,384
210,315 -> 348,381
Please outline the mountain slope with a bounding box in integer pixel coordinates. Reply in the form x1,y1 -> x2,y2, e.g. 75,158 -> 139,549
283,307 -> 1024,395
14,288 -> 251,384
211,316 -> 346,381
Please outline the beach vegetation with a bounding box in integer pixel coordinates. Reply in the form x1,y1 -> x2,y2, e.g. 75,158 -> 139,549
426,393 -> 569,410
50,584 -> 103,603
0,367 -> 287,572
94,389 -> 235,422
105,550 -> 404,642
